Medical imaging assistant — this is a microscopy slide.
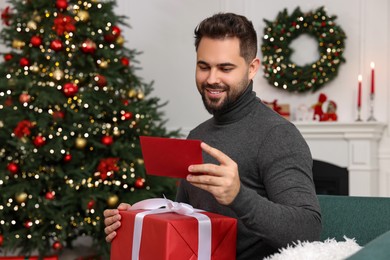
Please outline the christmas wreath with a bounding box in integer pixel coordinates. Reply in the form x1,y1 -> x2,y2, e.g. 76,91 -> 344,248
261,6 -> 347,93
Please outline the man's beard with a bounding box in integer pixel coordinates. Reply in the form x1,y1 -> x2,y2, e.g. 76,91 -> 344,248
200,79 -> 249,114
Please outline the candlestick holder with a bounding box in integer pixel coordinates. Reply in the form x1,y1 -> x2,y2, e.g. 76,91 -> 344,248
367,93 -> 376,121
356,106 -> 362,122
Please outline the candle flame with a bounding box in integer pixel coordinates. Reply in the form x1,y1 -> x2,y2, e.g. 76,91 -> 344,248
358,74 -> 362,81
370,62 -> 375,69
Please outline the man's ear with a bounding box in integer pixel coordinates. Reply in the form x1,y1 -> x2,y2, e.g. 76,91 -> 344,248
248,58 -> 260,80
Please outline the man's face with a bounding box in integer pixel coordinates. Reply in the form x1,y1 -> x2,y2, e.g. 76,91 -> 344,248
195,37 -> 258,114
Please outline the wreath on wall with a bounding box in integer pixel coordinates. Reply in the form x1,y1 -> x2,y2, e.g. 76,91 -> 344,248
261,6 -> 347,93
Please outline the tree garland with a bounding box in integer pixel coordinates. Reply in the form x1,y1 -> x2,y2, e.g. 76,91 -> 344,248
261,6 -> 347,93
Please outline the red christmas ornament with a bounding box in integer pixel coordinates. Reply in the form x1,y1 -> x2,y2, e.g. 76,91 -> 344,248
62,83 -> 78,97
33,135 -> 46,147
122,111 -> 133,120
94,74 -> 107,87
53,14 -> 75,35
52,241 -> 63,250
121,57 -> 129,66
87,200 -> 95,210
24,220 -> 33,229
134,177 -> 145,188
101,135 -> 114,146
19,57 -> 30,67
53,110 -> 65,120
80,39 -> 96,54
50,39 -> 63,51
0,234 -> 3,246
63,153 -> 72,162
104,25 -> 121,42
4,53 -> 13,61
7,162 -> 19,174
56,0 -> 68,10
30,35 -> 42,47
45,191 -> 55,200
19,93 -> 31,103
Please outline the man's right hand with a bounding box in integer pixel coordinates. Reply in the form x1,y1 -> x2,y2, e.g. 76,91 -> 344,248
103,203 -> 131,242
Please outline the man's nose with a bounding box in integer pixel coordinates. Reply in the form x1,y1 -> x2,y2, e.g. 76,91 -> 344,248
206,68 -> 221,85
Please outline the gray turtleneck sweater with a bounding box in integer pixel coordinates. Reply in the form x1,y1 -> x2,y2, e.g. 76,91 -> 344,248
176,82 -> 322,259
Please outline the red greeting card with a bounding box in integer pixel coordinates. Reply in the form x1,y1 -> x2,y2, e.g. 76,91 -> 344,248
140,136 -> 203,178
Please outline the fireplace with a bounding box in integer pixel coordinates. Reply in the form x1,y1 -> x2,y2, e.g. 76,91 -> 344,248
312,160 -> 349,195
294,121 -> 386,196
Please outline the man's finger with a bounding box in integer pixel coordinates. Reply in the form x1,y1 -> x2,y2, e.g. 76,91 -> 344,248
201,142 -> 232,165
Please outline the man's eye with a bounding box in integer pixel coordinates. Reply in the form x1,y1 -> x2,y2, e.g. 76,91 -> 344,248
198,66 -> 210,71
221,67 -> 233,72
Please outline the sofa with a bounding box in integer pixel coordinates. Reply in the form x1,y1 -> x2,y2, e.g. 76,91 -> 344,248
318,195 -> 390,259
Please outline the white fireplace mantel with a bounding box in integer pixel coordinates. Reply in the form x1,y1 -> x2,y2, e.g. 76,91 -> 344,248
293,121 -> 387,196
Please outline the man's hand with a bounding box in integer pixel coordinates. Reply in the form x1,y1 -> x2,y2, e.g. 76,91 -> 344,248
186,142 -> 240,205
103,203 -> 131,242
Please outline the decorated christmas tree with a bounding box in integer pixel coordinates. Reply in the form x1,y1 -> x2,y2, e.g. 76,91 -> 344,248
0,0 -> 178,258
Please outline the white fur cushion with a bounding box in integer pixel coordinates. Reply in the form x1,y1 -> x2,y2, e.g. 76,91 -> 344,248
264,237 -> 362,260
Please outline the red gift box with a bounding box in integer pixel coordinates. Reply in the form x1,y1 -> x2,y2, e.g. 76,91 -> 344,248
111,210 -> 237,260
0,256 -> 58,260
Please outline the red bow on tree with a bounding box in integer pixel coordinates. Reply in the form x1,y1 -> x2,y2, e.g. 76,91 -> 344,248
53,14 -> 75,35
1,6 -> 12,25
97,158 -> 120,180
13,120 -> 34,138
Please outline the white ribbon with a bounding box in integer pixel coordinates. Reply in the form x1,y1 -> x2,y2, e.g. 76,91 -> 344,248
130,198 -> 211,260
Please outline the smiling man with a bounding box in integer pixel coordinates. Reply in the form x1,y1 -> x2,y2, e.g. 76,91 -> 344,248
104,13 -> 322,259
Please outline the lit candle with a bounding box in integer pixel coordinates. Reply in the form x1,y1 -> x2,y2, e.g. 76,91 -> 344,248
370,62 -> 375,94
358,74 -> 362,108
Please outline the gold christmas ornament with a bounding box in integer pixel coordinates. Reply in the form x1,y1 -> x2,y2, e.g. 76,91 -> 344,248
77,10 -> 90,21
12,39 -> 25,49
137,91 -> 144,100
53,68 -> 64,80
27,20 -> 38,30
116,35 -> 124,46
128,89 -> 137,98
99,60 -> 108,69
15,192 -> 28,203
75,137 -> 87,149
107,194 -> 119,207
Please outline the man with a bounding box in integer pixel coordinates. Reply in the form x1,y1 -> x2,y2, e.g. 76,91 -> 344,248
104,13 -> 321,259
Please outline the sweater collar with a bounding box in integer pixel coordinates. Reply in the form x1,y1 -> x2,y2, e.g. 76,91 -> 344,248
212,81 -> 257,124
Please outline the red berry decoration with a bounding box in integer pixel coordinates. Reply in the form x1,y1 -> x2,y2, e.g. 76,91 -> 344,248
134,177 -> 145,188
101,135 -> 114,146
56,0 -> 68,10
4,53 -> 13,61
52,241 -> 63,250
121,111 -> 133,120
33,136 -> 46,147
7,162 -> 19,174
24,220 -> 33,229
19,93 -> 31,103
45,191 -> 55,200
62,83 -> 78,97
80,39 -> 96,54
121,57 -> 129,66
30,35 -> 42,47
87,200 -> 95,210
19,57 -> 29,67
63,153 -> 72,162
50,39 -> 63,51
